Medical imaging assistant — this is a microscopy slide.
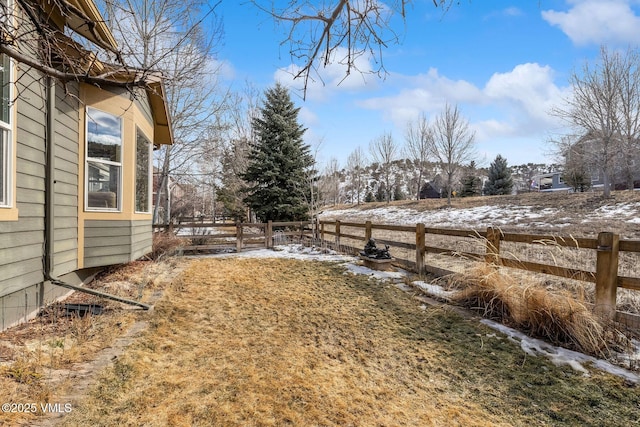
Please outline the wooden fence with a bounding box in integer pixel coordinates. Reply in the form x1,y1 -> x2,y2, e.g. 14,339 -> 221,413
156,218 -> 640,326
319,220 -> 640,326
158,220 -> 315,253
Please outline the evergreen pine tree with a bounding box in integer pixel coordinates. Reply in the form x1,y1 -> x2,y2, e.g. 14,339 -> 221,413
375,182 -> 387,202
459,161 -> 481,197
242,83 -> 313,222
393,185 -> 405,201
365,191 -> 375,203
459,175 -> 481,197
563,168 -> 591,192
483,155 -> 513,195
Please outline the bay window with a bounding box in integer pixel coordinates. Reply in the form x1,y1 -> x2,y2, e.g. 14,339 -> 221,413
0,51 -> 12,208
86,107 -> 122,210
135,128 -> 151,213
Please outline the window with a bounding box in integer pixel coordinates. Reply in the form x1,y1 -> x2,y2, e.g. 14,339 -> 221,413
0,51 -> 12,207
135,129 -> 151,213
86,107 -> 122,210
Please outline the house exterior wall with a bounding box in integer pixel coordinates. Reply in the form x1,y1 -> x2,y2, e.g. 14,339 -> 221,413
0,63 -> 47,298
0,71 -> 84,329
83,219 -> 152,268
77,84 -> 156,270
0,62 -> 158,333
53,82 -> 80,277
0,0 -> 168,332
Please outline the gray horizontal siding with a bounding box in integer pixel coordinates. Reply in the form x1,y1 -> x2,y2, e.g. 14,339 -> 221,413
0,230 -> 43,250
83,219 -> 152,268
0,264 -> 43,298
16,187 -> 45,204
134,89 -> 153,125
0,78 -> 79,297
52,82 -> 79,277
0,68 -> 47,298
0,282 -> 41,330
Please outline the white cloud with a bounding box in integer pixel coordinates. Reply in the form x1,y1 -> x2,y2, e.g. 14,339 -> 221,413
357,68 -> 483,126
353,63 -> 570,155
484,6 -> 524,20
484,63 -> 567,125
503,7 -> 523,17
542,0 -> 640,45
274,47 -> 377,101
473,119 -> 515,141
209,58 -> 236,81
298,105 -> 318,126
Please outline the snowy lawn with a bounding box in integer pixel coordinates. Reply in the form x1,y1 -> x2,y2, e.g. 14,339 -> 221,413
57,249 -> 640,426
319,191 -> 640,238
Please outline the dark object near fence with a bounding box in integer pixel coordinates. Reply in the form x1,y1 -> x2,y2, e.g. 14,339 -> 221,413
360,238 -> 392,259
63,303 -> 104,317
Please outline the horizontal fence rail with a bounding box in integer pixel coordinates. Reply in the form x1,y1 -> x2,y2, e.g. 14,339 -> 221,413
156,220 -> 315,254
155,218 -> 639,327
319,219 -> 640,327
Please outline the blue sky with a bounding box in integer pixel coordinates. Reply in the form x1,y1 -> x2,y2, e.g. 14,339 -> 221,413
215,1 -> 640,169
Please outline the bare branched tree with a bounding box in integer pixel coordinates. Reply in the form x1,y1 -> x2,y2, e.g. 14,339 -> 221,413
98,0 -> 229,224
320,157 -> 342,206
369,132 -> 397,203
218,83 -> 262,221
346,146 -> 367,205
251,0 -> 455,97
616,47 -> 640,191
552,46 -> 631,198
430,103 -> 476,206
1,0 -> 153,90
404,112 -> 433,200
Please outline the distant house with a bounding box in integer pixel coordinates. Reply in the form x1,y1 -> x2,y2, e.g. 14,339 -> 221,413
531,171 -> 605,192
0,0 -> 173,330
419,182 -> 441,199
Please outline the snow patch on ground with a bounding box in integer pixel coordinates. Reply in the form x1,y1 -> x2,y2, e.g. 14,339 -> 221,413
320,201 -> 640,229
342,263 -> 409,281
412,281 -> 456,299
321,205 -> 565,230
481,319 -> 639,384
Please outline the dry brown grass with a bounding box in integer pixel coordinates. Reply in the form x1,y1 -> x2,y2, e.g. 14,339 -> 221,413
0,258 -> 183,426
449,263 -> 623,357
56,258 -> 640,426
151,231 -> 184,260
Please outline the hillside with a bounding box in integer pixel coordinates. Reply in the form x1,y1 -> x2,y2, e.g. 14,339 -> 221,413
318,190 -> 640,239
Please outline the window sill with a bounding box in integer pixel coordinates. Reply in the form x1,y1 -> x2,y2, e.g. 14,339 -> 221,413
0,206 -> 19,221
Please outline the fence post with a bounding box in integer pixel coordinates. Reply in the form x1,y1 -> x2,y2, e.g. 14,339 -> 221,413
321,222 -> 325,244
266,220 -> 273,249
416,223 -> 426,276
335,220 -> 341,249
236,222 -> 243,252
594,232 -> 619,322
485,227 -> 501,265
365,221 -> 372,242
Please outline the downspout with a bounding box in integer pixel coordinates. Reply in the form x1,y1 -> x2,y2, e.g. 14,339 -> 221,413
43,77 -> 150,310
44,76 -> 55,279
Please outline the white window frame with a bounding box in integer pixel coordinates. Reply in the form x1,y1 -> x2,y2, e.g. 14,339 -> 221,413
135,127 -> 152,213
0,51 -> 13,209
85,107 -> 123,211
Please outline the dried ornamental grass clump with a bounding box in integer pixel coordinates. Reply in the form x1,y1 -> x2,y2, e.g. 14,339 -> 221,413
451,263 -> 610,357
450,263 -> 521,320
151,231 -> 183,260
